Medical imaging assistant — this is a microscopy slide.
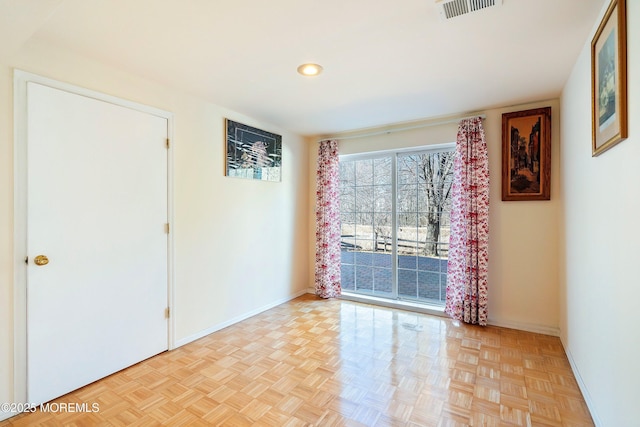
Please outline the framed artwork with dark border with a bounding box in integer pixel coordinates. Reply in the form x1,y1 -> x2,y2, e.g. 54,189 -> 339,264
225,119 -> 282,182
591,0 -> 627,156
502,107 -> 551,201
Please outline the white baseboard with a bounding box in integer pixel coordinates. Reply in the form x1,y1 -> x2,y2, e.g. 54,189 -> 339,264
308,288 -> 560,336
562,341 -> 602,426
487,318 -> 560,337
0,411 -> 16,422
174,289 -> 308,348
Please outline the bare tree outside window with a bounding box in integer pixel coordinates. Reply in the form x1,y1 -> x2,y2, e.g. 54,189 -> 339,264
398,152 -> 455,257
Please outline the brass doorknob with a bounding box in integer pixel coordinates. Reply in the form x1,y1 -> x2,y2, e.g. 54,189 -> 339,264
34,255 -> 49,266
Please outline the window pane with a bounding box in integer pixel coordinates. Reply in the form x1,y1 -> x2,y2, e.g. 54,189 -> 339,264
356,189 -> 374,212
373,252 -> 392,267
398,219 -> 419,256
341,215 -> 356,251
373,213 -> 392,237
418,256 -> 440,272
341,212 -> 355,225
397,155 -> 418,185
340,161 -> 355,185
373,267 -> 392,294
374,185 -> 392,213
397,184 -> 417,214
355,160 -> 373,185
418,271 -> 440,300
355,212 -> 373,229
341,264 -> 355,290
341,250 -> 354,265
398,269 -> 417,298
354,217 -> 373,257
398,254 -> 416,269
340,187 -> 356,212
373,158 -> 392,184
354,249 -> 373,266
355,265 -> 373,291
417,183 -> 430,212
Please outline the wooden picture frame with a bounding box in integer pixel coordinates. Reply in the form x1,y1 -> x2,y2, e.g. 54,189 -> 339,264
225,119 -> 282,182
591,0 -> 627,156
502,107 -> 551,201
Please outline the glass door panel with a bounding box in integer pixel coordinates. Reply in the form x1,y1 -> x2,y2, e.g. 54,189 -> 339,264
396,152 -> 453,304
339,158 -> 393,298
340,148 -> 453,305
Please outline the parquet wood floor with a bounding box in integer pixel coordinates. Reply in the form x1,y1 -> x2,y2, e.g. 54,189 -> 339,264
2,294 -> 593,426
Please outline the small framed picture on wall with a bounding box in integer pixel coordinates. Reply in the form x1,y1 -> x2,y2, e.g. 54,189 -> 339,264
225,119 -> 282,182
591,0 -> 627,156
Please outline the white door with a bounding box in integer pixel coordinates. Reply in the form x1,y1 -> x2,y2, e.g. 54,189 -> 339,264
26,82 -> 169,404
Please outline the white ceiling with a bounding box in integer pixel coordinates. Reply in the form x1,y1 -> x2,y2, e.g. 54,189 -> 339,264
1,0 -> 606,136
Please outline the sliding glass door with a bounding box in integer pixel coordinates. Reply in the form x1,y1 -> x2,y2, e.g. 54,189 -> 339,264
339,157 -> 393,297
339,146 -> 454,305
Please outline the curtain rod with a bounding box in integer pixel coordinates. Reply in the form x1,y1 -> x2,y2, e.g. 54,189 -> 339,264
317,114 -> 486,142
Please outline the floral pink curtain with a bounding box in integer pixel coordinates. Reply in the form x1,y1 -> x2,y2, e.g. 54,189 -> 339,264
445,117 -> 490,325
315,139 -> 342,298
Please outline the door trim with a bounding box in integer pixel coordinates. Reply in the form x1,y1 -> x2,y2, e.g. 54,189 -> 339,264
13,70 -> 176,405
337,143 -> 455,303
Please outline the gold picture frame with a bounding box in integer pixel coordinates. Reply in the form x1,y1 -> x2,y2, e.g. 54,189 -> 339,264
502,107 -> 552,201
591,0 -> 627,156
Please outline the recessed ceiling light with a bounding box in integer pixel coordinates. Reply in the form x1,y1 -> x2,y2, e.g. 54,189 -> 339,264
297,63 -> 323,76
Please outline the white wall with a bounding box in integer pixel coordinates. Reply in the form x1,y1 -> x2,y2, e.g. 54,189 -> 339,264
0,39 -> 310,413
560,0 -> 639,425
486,100 -> 561,334
311,99 -> 562,335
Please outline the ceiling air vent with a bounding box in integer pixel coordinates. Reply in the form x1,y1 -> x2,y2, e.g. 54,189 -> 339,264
436,0 -> 503,20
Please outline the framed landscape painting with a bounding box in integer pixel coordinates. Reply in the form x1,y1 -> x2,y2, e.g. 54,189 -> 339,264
502,107 -> 551,201
225,119 -> 282,182
591,0 -> 627,156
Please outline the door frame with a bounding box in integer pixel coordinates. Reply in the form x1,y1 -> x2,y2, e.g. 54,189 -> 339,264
13,70 -> 176,404
338,142 -> 455,303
